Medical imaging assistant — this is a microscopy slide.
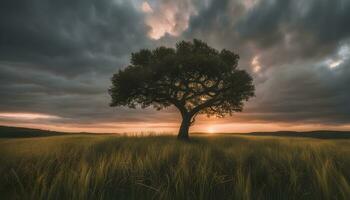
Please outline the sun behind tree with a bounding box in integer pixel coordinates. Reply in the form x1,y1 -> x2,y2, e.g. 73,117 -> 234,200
109,39 -> 255,140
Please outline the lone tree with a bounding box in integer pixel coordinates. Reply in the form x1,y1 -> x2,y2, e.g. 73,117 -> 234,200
109,39 -> 255,140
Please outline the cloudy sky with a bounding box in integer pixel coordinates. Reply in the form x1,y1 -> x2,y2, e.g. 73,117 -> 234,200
1,0 -> 350,133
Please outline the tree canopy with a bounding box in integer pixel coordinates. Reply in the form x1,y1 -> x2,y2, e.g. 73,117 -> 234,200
109,39 -> 255,139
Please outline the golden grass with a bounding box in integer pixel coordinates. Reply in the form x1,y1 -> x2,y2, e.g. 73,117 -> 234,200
0,135 -> 349,199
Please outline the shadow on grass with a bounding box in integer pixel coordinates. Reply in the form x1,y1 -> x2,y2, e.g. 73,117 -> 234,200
0,126 -> 65,138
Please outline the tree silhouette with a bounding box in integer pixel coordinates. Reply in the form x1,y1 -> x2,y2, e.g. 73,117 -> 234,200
109,39 -> 255,140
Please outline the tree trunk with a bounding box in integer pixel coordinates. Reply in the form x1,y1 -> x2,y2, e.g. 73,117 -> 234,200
177,114 -> 191,140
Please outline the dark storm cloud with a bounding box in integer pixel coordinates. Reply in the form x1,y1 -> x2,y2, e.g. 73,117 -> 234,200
235,0 -> 350,124
0,0 -> 163,125
236,0 -> 350,59
185,0 -> 350,64
184,0 -> 256,70
183,0 -> 350,124
244,57 -> 350,124
1,0 -> 350,129
0,0 -> 150,76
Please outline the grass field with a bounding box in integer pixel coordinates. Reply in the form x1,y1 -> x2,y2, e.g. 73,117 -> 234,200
0,128 -> 350,199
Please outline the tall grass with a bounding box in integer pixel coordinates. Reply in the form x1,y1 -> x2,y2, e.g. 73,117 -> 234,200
0,135 -> 349,199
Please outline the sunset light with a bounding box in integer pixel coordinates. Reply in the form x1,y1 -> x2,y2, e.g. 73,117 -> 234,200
1,0 -> 350,198
0,112 -> 61,120
251,55 -> 262,72
141,0 -> 195,39
141,2 -> 153,13
1,0 -> 348,135
329,60 -> 342,68
206,127 -> 215,133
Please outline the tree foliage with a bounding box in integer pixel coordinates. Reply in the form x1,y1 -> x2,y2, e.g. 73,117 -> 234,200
109,39 -> 255,139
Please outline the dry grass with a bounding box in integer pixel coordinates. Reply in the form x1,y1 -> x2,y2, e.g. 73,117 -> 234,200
0,134 -> 349,199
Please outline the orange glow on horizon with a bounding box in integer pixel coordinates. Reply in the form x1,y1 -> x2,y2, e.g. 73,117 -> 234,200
206,127 -> 215,133
1,120 -> 350,134
0,112 -> 61,120
1,113 -> 350,134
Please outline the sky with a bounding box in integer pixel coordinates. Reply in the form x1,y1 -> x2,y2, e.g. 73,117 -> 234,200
1,0 -> 350,133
